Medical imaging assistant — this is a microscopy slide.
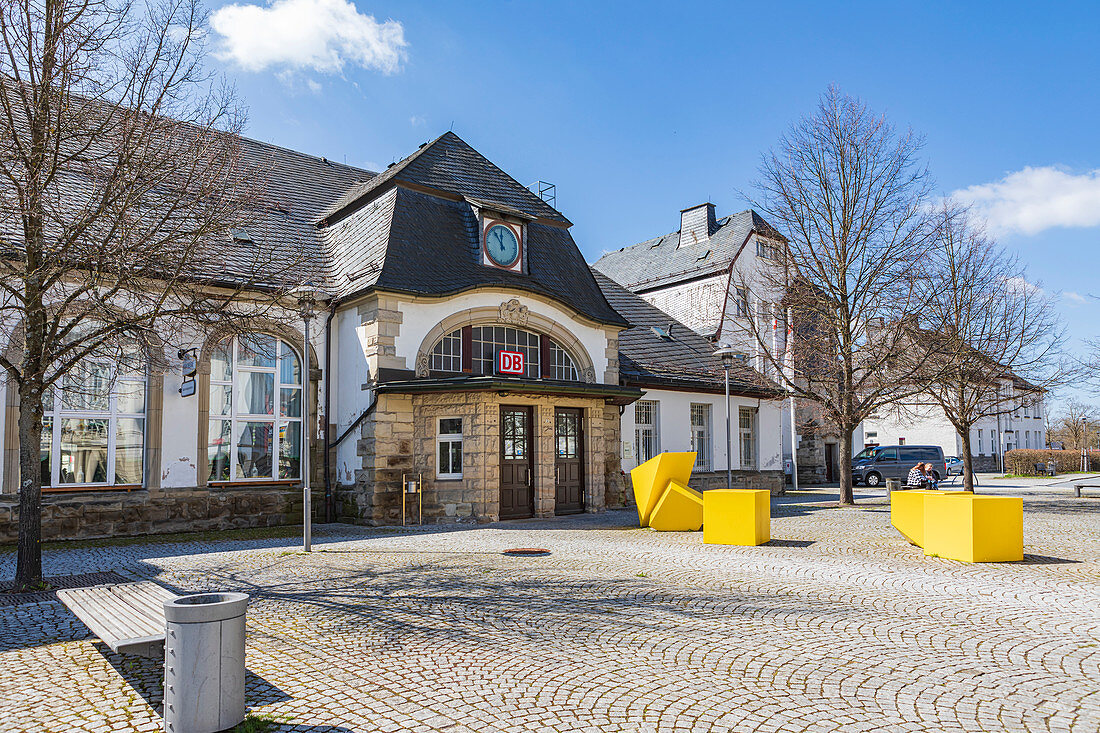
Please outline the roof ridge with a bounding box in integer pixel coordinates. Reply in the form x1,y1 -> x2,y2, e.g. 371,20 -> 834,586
239,132 -> 376,178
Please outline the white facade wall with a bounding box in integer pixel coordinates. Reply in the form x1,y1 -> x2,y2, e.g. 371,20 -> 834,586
332,305 -> 373,486
619,388 -> 783,474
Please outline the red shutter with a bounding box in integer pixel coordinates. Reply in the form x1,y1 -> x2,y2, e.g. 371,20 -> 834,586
539,334 -> 552,379
462,326 -> 473,373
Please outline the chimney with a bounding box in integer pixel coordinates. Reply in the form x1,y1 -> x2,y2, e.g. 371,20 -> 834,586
678,203 -> 717,247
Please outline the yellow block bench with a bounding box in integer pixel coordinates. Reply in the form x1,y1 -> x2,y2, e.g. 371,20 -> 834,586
648,480 -> 704,531
890,490 -> 969,546
629,452 -> 696,527
923,493 -> 1023,563
703,489 -> 770,546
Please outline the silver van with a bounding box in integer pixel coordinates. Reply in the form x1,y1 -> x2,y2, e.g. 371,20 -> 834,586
852,445 -> 947,487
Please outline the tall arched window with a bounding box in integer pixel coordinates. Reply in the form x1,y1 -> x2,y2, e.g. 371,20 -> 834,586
428,325 -> 580,381
40,345 -> 147,488
208,334 -> 302,482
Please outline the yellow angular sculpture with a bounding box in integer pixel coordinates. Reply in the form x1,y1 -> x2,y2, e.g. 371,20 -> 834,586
703,489 -> 771,546
647,480 -> 703,531
890,490 -> 958,546
629,452 -> 696,527
923,493 -> 1023,563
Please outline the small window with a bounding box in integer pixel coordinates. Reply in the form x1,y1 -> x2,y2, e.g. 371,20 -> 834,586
738,407 -> 756,470
735,288 -> 749,318
690,404 -> 712,471
1025,431 -> 1031,449
977,429 -> 983,455
635,400 -> 660,463
437,418 -> 463,479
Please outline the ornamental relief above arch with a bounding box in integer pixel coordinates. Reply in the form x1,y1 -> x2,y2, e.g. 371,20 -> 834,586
414,301 -> 597,383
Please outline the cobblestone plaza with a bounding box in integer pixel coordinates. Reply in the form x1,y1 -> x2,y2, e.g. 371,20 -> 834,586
1,486 -> 1098,732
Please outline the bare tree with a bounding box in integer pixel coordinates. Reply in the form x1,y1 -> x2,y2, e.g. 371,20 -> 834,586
904,206 -> 1067,491
0,0 -> 304,590
1049,399 -> 1099,451
739,86 -> 938,504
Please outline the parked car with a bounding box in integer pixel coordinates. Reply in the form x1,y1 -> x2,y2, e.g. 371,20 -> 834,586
851,445 -> 947,487
944,456 -> 964,476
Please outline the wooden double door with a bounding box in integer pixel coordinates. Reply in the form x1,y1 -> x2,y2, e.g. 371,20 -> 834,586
498,406 -> 585,519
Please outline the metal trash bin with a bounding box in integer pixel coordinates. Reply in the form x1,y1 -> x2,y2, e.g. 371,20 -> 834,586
886,478 -> 901,493
163,592 -> 249,733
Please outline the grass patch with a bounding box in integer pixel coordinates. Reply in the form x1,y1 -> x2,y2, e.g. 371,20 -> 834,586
230,713 -> 292,733
0,525 -> 306,554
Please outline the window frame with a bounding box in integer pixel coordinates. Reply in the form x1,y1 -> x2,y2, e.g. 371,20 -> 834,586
427,324 -> 581,382
207,334 -> 303,483
738,406 -> 757,470
690,403 -> 712,471
436,417 -> 464,480
41,358 -> 148,489
634,400 -> 660,463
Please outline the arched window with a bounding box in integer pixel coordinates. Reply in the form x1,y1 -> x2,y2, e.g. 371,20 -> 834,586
41,343 -> 147,487
208,334 -> 302,482
428,325 -> 580,381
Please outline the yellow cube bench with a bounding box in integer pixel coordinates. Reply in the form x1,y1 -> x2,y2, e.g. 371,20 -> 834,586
648,480 -> 703,532
629,452 -> 696,527
703,489 -> 770,546
890,490 -> 969,546
923,493 -> 1023,563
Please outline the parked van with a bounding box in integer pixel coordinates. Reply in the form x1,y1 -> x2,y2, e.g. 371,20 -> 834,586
851,445 -> 947,487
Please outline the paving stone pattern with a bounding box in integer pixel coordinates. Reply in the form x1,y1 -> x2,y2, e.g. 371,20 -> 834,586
0,489 -> 1098,732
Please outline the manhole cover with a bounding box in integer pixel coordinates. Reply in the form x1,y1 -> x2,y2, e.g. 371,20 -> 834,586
502,548 -> 551,557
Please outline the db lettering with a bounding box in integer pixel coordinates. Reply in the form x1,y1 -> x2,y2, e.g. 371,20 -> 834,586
498,350 -> 525,375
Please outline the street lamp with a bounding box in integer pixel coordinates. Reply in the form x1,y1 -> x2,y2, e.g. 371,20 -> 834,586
293,285 -> 324,552
714,346 -> 736,491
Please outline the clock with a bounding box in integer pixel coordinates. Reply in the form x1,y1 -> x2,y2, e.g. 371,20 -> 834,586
485,223 -> 520,268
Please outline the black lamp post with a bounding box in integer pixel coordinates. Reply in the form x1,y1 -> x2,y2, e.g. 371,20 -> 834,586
714,346 -> 736,490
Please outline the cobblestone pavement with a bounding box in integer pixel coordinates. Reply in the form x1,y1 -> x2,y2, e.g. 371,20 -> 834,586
1,489 -> 1098,733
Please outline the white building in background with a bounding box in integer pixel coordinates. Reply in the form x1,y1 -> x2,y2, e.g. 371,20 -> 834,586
861,377 -> 1046,471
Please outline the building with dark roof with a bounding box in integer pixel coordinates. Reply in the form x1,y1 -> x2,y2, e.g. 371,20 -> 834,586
1,131 -> 785,540
594,202 -> 841,486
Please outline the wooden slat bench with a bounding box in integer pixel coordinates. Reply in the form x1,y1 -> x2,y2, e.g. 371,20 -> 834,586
56,581 -> 179,658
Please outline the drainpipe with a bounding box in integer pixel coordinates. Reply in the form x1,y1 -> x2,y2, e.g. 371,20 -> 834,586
323,304 -> 337,523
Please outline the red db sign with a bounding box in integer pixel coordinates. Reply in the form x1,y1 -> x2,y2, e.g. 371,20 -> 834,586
498,350 -> 525,375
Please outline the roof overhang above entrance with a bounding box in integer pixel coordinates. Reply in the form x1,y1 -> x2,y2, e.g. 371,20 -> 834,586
376,376 -> 643,406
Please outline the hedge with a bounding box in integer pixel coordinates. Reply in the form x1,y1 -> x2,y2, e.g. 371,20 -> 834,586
1003,449 -> 1100,476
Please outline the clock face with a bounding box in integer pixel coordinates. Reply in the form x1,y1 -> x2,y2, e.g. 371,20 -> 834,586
485,224 -> 520,267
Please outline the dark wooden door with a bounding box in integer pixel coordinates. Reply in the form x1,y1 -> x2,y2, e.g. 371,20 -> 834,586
499,406 -> 534,519
555,408 -> 584,515
825,443 -> 837,483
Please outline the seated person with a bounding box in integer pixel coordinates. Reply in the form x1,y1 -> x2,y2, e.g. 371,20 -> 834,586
922,462 -> 939,490
906,463 -> 926,488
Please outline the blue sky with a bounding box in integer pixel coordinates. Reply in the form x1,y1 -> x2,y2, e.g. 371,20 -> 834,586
204,0 -> 1100,407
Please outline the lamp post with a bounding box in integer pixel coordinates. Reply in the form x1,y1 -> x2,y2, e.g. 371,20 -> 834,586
714,346 -> 736,491
294,286 -> 320,552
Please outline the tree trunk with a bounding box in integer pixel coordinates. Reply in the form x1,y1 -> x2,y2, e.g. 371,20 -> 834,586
838,428 -> 854,505
959,429 -> 975,492
14,383 -> 44,591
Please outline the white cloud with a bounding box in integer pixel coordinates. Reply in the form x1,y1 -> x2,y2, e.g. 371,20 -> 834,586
951,166 -> 1100,236
1004,276 -> 1043,295
211,0 -> 406,75
409,115 -> 425,126
1063,291 -> 1088,305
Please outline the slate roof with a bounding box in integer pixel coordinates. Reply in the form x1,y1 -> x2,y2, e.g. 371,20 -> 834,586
319,131 -> 569,226
592,209 -> 785,292
322,185 -> 625,325
592,270 -> 778,397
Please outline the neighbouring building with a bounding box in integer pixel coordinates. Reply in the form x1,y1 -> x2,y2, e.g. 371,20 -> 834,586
1,132 -> 785,541
862,376 -> 1046,472
593,203 -> 844,484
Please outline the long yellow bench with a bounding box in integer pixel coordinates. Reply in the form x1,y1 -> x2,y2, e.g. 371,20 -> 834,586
923,493 -> 1023,563
703,489 -> 770,546
890,490 -> 969,546
648,480 -> 704,531
629,452 -> 696,527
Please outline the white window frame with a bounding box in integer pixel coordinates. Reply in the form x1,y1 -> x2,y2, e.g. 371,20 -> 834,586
690,403 -> 712,471
436,417 -> 463,480
739,406 -> 757,470
634,400 -> 660,463
41,360 -> 148,488
735,288 -> 749,318
208,335 -> 303,482
977,429 -> 983,455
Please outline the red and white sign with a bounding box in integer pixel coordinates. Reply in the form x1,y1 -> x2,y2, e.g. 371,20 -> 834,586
497,350 -> 525,375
